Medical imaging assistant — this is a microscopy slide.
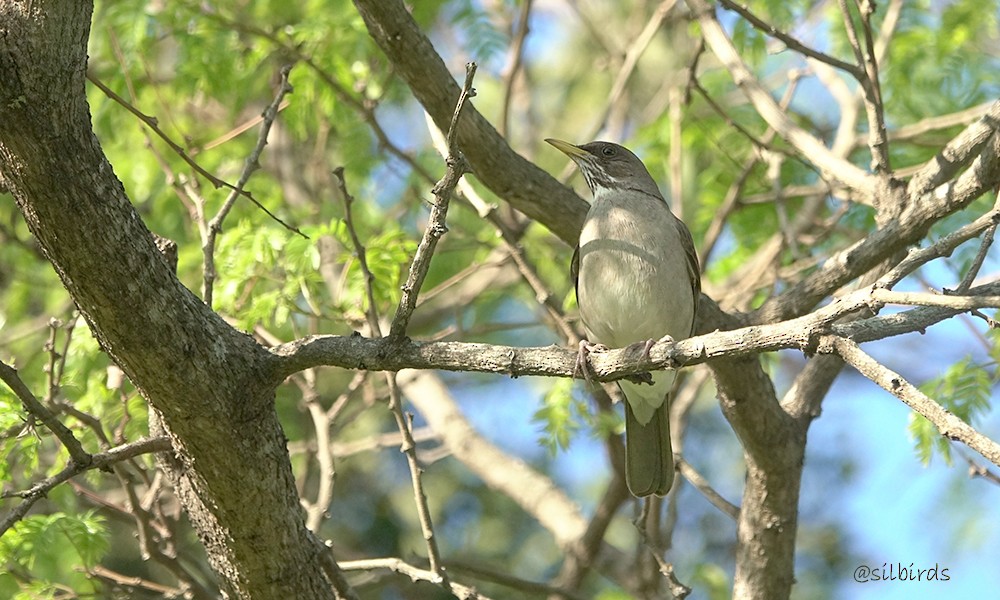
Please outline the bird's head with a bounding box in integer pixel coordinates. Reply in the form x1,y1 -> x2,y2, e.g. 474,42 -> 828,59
545,138 -> 662,201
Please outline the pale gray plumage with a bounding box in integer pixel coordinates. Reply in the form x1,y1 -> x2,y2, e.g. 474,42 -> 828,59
547,139 -> 700,497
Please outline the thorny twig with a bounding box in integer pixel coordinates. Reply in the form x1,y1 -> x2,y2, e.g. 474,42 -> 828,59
202,65 -> 298,306
389,63 -> 478,338
86,73 -> 304,245
380,62 -> 479,592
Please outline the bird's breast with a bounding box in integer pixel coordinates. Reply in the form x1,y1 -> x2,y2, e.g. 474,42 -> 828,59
576,198 -> 694,348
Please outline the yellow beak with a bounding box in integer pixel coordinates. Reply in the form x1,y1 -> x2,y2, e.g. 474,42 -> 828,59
545,138 -> 589,160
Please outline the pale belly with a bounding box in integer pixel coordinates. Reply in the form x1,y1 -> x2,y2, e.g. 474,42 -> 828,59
577,237 -> 693,349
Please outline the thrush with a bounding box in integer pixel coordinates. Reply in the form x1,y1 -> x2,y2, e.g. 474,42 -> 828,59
547,139 -> 700,497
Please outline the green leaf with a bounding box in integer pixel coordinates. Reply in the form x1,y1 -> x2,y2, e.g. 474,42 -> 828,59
532,378 -> 580,454
910,356 -> 993,465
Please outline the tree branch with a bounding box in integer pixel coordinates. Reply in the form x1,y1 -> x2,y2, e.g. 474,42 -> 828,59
351,0 -> 587,245
272,281 -> 1000,384
827,337 -> 1000,467
0,436 -> 171,536
0,359 -> 91,467
685,0 -> 875,197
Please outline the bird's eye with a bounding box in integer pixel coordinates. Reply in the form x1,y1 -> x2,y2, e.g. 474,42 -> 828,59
601,146 -> 616,157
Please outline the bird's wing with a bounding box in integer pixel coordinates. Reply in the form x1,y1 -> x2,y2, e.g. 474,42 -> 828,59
571,244 -> 580,300
674,216 -> 701,336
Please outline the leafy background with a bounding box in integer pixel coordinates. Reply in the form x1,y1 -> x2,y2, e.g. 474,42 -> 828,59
2,0 -> 999,598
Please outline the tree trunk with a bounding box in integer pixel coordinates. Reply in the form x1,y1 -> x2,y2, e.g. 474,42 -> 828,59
0,3 -> 332,597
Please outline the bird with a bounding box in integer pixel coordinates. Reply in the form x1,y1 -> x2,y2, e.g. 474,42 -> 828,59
546,138 -> 700,497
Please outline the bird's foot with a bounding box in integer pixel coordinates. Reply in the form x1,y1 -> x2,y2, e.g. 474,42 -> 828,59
575,339 -> 608,385
622,335 -> 675,386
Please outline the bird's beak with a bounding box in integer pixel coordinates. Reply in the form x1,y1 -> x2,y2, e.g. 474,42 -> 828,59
545,138 -> 589,161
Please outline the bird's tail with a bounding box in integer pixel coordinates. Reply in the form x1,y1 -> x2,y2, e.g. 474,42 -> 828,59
624,399 -> 674,497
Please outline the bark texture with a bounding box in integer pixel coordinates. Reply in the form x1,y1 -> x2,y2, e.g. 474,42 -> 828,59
0,3 -> 332,598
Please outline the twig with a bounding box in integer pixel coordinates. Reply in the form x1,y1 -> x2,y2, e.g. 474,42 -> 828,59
590,0 -> 679,139
498,0 -> 533,139
202,65 -> 297,306
838,0 -> 891,174
685,0 -> 875,198
0,359 -> 90,467
871,289 -> 1000,310
447,559 -> 588,600
886,101 -> 997,145
0,436 -> 171,536
425,120 -> 580,344
397,371 -> 591,550
373,62 -> 478,592
718,0 -> 860,76
676,457 -> 740,520
633,513 -> 691,599
44,315 -> 76,405
312,535 -> 362,600
87,565 -> 184,597
302,382 -> 336,533
961,452 -> 1000,487
191,3 -> 439,186
86,73 -> 304,243
387,378 -> 449,586
339,557 -> 490,600
334,167 -> 383,336
953,193 -> 1000,292
827,337 -> 1000,467
878,197 -> 1000,289
389,63 -> 478,338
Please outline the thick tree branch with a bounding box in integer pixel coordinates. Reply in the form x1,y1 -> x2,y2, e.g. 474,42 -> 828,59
351,0 -> 587,245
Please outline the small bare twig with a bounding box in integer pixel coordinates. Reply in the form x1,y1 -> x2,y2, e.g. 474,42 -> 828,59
961,452 -> 1000,487
202,65 -> 297,306
593,0 -> 679,138
837,0 -> 891,174
86,73 -> 304,245
954,193 -> 1000,292
339,557 -> 490,600
367,62 -> 479,593
676,457 -> 740,520
633,512 -> 691,599
498,0 -> 533,138
389,63 -> 478,338
191,4 -> 439,186
878,197 -> 1000,289
685,0 -> 875,198
87,565 -> 184,597
718,0 -> 860,76
334,167 -> 383,336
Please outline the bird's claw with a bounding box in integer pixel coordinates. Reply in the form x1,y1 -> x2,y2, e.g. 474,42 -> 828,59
622,335 -> 676,386
575,339 -> 608,385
